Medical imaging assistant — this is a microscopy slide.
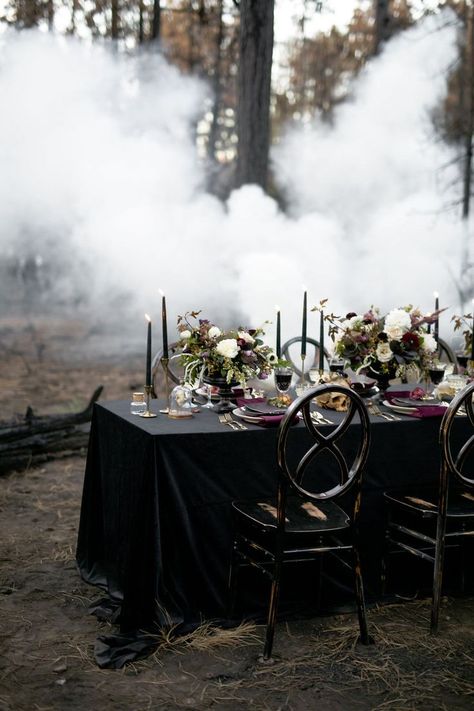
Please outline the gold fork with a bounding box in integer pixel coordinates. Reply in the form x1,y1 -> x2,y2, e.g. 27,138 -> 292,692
218,414 -> 239,430
224,412 -> 247,430
368,403 -> 400,421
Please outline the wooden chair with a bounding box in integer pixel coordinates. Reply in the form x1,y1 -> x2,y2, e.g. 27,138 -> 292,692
437,337 -> 458,374
281,337 -> 331,378
151,342 -> 184,396
383,381 -> 474,631
228,384 -> 373,661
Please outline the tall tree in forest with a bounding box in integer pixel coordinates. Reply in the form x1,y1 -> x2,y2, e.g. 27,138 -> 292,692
151,0 -> 161,41
235,0 -> 274,191
374,0 -> 392,53
111,0 -> 120,39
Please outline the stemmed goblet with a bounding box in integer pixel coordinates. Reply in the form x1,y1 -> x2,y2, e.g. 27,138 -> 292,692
201,381 -> 216,409
328,356 -> 346,375
274,366 -> 293,396
424,362 -> 445,399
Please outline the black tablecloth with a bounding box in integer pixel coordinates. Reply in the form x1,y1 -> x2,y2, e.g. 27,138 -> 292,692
76,399 -> 468,666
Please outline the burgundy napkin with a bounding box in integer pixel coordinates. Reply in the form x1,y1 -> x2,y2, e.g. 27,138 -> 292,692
235,398 -> 297,427
403,405 -> 447,418
236,396 -> 265,408
384,387 -> 446,417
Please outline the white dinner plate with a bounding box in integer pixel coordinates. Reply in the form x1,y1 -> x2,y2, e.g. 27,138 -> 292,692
383,400 -> 417,414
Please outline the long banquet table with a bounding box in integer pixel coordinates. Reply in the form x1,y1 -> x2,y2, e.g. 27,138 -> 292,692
76,397 -> 469,666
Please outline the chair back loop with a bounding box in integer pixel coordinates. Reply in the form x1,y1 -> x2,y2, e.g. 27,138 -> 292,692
277,384 -> 371,503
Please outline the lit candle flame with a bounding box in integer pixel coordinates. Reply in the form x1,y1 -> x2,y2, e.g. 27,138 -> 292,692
433,291 -> 439,298
158,288 -> 165,297
145,313 -> 151,323
275,304 -> 280,312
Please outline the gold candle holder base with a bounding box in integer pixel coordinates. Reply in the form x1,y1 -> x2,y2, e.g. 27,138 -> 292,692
139,385 -> 157,418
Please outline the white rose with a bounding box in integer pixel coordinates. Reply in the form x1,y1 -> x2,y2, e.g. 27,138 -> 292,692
422,333 -> 437,354
208,326 -> 221,338
376,342 -> 393,363
179,329 -> 191,339
238,331 -> 255,345
384,309 -> 411,341
216,338 -> 239,359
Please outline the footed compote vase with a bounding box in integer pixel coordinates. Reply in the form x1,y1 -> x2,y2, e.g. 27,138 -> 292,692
202,374 -> 239,413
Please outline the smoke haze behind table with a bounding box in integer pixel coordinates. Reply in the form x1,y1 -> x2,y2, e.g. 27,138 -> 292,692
0,11 -> 469,355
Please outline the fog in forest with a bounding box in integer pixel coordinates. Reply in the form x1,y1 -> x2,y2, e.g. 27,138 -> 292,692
0,12 -> 468,350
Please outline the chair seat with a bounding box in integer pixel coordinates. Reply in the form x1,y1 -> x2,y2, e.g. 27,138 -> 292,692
384,489 -> 474,518
232,497 -> 350,534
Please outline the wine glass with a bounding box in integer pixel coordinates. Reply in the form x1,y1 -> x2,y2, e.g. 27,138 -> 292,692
426,363 -> 445,398
328,356 -> 346,375
274,366 -> 293,396
201,381 -> 216,409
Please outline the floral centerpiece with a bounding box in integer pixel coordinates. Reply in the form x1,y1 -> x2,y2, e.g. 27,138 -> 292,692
176,311 -> 279,386
330,306 -> 437,384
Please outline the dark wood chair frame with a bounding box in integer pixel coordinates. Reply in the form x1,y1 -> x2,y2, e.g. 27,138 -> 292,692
383,381 -> 474,632
437,337 -> 458,374
281,336 -> 331,377
228,384 -> 373,661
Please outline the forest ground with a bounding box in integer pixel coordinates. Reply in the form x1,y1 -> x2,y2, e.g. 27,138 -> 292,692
1,315 -> 474,711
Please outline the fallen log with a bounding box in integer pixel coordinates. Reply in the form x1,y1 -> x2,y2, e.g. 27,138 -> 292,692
0,386 -> 103,475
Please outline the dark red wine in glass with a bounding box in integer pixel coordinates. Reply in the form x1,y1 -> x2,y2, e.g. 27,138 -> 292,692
429,368 -> 444,386
275,371 -> 292,392
329,358 -> 345,373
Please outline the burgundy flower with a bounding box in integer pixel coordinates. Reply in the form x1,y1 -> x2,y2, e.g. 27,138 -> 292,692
401,332 -> 420,349
362,310 -> 377,323
346,312 -> 357,319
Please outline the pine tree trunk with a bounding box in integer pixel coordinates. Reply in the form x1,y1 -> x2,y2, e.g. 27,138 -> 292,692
208,0 -> 225,161
374,0 -> 391,54
151,0 -> 161,41
235,0 -> 275,191
462,2 -> 474,220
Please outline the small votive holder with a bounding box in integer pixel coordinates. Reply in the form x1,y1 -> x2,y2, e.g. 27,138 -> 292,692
130,392 -> 146,415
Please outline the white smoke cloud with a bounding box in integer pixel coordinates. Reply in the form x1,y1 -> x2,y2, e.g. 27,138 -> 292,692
0,12 -> 468,354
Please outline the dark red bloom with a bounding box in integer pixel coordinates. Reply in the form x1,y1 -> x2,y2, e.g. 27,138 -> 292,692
401,332 -> 420,349
346,312 -> 357,319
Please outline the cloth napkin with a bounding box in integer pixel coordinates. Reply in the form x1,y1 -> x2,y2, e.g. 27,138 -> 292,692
384,388 -> 447,418
235,398 -> 296,427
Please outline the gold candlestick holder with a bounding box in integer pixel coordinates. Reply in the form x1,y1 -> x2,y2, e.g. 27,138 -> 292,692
159,356 -> 171,414
140,384 -> 157,418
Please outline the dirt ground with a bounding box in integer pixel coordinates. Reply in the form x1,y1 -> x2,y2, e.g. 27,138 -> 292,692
1,317 -> 474,711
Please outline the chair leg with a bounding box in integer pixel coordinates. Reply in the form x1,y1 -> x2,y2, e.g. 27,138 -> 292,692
227,540 -> 240,619
431,529 -> 447,633
262,562 -> 282,661
352,545 -> 372,645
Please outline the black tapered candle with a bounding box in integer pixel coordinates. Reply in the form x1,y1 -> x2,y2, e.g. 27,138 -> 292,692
434,291 -> 439,342
145,315 -> 152,387
301,291 -> 307,357
319,309 -> 324,371
160,290 -> 168,360
471,303 -> 474,361
276,307 -> 281,359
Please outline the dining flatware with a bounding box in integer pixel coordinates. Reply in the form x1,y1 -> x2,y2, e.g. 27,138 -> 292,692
368,403 -> 401,421
310,411 -> 334,425
218,414 -> 239,430
224,413 -> 247,430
